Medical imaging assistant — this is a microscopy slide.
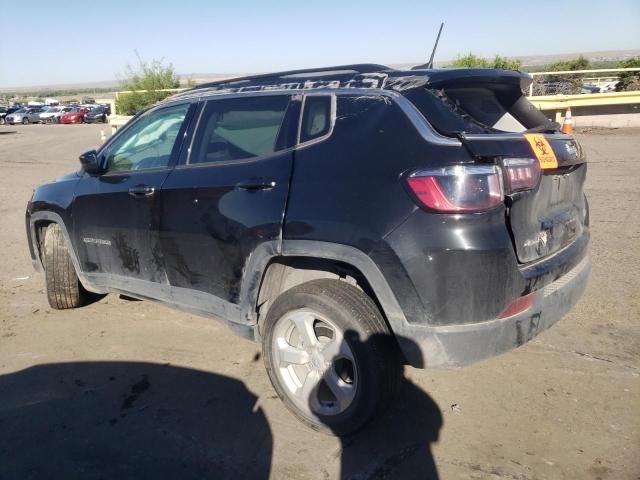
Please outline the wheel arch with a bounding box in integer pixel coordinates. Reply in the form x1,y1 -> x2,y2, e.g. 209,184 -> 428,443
242,241 -> 410,356
28,212 -> 81,278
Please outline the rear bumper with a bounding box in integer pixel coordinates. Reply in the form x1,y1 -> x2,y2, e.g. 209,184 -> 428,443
397,255 -> 590,367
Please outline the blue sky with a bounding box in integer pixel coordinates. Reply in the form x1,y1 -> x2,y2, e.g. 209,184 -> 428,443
1,0 -> 639,88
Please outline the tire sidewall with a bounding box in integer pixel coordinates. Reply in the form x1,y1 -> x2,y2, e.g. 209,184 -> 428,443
262,285 -> 387,435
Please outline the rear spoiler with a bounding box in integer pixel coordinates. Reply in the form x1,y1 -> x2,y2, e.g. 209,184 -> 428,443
404,69 -> 533,91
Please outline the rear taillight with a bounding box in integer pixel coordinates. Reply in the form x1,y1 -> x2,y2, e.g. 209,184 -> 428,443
406,165 -> 503,213
502,158 -> 541,193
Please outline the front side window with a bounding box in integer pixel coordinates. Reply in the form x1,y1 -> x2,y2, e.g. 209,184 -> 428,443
190,95 -> 290,165
104,103 -> 189,173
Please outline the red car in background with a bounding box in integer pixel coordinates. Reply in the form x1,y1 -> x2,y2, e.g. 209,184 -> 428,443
59,107 -> 88,124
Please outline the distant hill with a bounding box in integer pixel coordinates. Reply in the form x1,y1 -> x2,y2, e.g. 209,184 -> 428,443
1,49 -> 638,95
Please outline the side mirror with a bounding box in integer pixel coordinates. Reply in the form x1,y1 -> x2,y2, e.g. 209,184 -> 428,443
79,149 -> 102,175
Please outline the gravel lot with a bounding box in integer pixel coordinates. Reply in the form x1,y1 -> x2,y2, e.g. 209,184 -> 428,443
0,123 -> 638,480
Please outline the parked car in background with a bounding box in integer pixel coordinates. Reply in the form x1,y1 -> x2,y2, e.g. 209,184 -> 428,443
100,103 -> 112,115
581,81 -> 617,94
5,107 -> 45,125
39,107 -> 64,124
84,105 -> 109,123
580,84 -> 601,94
59,107 -> 87,124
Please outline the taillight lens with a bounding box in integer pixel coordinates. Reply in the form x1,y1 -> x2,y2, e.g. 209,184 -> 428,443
406,165 -> 503,213
503,158 -> 541,193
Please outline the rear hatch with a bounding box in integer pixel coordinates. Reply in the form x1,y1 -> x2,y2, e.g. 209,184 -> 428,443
461,133 -> 587,263
402,69 -> 588,263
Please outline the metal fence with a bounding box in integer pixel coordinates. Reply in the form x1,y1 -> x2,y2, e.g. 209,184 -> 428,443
527,68 -> 640,96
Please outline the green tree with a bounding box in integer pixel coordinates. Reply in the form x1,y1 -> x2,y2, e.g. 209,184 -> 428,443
449,53 -> 490,68
547,55 -> 591,72
448,53 -> 522,71
615,56 -> 640,91
116,53 -> 182,115
490,55 -> 523,71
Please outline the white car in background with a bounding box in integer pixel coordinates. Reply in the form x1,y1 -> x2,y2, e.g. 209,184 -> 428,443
581,81 -> 617,94
39,106 -> 74,124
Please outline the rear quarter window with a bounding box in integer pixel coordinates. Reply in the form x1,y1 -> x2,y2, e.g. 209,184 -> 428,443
300,95 -> 332,143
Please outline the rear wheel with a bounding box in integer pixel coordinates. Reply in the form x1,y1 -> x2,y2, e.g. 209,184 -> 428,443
262,279 -> 402,436
43,223 -> 88,309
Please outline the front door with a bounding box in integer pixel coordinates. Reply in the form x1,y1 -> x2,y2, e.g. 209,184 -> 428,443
73,101 -> 194,290
158,94 -> 298,306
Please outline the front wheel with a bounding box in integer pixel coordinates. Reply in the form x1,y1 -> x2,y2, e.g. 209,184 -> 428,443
43,223 -> 89,309
0,116 -> 5,125
262,279 -> 402,436
22,118 -> 29,125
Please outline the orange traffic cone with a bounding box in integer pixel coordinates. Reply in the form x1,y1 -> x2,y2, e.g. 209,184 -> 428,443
561,107 -> 574,134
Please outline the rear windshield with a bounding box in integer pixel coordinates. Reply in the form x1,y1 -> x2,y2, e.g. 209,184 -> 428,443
404,83 -> 550,136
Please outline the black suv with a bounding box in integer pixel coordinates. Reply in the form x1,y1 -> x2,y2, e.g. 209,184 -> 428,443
26,64 -> 590,434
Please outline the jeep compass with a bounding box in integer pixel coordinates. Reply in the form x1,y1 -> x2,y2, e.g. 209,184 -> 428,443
26,64 -> 590,434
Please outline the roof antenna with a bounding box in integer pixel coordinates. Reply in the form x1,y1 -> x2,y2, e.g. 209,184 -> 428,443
412,22 -> 444,70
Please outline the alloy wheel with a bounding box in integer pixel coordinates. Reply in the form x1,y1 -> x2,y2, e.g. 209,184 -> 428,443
271,309 -> 357,417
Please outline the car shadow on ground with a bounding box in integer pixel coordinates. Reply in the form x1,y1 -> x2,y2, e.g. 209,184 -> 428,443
0,362 -> 272,480
336,377 -> 442,479
0,359 -> 442,479
321,332 -> 443,480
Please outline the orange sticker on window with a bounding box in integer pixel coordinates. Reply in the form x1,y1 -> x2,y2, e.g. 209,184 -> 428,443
524,134 -> 558,169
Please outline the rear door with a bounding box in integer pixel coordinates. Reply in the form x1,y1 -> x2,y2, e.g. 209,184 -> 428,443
158,94 -> 299,304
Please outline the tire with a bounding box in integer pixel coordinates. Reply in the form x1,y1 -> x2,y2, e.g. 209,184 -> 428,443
43,223 -> 87,309
22,118 -> 29,125
0,116 -> 5,125
262,279 -> 402,436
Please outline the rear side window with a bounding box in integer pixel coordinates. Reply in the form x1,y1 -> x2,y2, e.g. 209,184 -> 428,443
300,95 -> 332,143
190,95 -> 290,164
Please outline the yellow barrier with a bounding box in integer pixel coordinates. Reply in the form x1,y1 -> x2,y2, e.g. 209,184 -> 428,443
529,91 -> 640,122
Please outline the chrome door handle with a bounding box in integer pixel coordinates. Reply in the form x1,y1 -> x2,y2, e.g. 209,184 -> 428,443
236,179 -> 276,191
128,185 -> 156,197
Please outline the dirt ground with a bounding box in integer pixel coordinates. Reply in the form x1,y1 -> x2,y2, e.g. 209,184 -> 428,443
0,123 -> 638,480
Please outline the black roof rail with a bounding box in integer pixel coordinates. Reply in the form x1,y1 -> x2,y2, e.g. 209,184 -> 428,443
189,63 -> 392,90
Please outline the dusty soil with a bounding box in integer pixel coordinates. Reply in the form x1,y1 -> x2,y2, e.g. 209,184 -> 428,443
0,123 -> 638,480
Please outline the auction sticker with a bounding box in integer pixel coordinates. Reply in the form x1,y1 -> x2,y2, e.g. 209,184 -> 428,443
524,134 -> 558,169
